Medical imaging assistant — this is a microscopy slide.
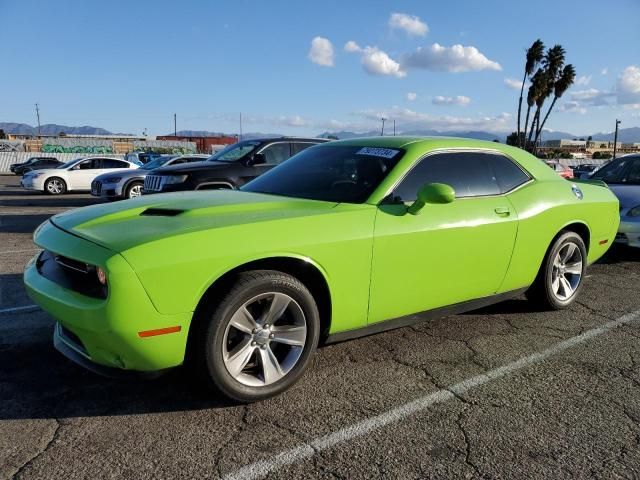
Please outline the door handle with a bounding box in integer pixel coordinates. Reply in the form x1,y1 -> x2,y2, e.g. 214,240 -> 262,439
494,207 -> 510,216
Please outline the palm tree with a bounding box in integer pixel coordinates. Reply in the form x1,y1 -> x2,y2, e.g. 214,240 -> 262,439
535,64 -> 576,144
524,69 -> 546,149
517,39 -> 544,147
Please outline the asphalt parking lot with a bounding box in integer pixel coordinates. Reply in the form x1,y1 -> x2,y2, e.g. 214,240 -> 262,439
2,174 -> 640,479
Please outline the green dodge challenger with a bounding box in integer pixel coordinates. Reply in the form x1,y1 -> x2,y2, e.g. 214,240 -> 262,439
24,137 -> 619,401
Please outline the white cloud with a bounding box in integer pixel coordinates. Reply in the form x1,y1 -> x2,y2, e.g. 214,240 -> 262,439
601,67 -> 609,75
617,65 -> 640,105
504,78 -> 525,90
355,106 -> 512,132
308,36 -> 334,67
432,95 -> 471,106
560,101 -> 588,115
388,13 -> 428,37
570,88 -> 614,106
344,40 -> 361,53
574,75 -> 592,86
406,92 -> 417,101
402,43 -> 502,72
345,44 -> 406,78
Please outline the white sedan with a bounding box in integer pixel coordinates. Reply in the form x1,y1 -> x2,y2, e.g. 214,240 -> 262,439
20,157 -> 141,195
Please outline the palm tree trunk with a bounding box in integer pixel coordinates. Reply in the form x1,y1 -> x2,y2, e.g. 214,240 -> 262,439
534,96 -> 558,144
528,108 -> 541,146
523,105 -> 532,150
517,72 -> 527,148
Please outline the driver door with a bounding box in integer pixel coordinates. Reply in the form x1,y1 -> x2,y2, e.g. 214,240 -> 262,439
368,151 -> 520,324
70,158 -> 103,190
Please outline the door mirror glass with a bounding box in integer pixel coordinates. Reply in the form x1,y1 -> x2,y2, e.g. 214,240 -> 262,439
407,183 -> 455,215
250,153 -> 266,165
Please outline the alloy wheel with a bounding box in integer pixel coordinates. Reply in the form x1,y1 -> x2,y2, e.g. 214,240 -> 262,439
222,292 -> 307,387
47,179 -> 63,194
129,184 -> 142,198
551,241 -> 583,301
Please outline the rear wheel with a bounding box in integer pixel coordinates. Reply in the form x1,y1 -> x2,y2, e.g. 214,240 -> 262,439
192,270 -> 320,402
45,177 -> 67,195
526,231 -> 586,310
125,181 -> 143,199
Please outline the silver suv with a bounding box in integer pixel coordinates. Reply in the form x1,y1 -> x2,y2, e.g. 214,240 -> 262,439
91,154 -> 209,200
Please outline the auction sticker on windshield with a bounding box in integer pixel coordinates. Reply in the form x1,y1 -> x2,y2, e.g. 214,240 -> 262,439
356,147 -> 400,158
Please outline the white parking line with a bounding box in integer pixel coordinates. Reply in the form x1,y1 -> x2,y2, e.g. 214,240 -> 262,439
224,308 -> 640,480
0,304 -> 38,314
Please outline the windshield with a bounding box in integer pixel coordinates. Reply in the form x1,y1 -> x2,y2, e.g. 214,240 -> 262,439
210,140 -> 260,162
591,156 -> 640,185
242,145 -> 403,203
142,156 -> 175,170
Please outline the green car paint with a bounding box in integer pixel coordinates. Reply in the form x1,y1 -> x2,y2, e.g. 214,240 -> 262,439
24,137 -> 619,373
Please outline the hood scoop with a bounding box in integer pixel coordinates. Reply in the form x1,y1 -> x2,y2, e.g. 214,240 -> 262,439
140,207 -> 185,217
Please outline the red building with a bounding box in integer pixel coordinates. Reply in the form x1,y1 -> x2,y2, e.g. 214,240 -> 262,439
156,135 -> 237,154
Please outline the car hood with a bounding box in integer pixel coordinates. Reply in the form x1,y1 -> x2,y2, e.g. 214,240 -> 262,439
23,168 -> 63,176
49,190 -> 338,252
150,160 -> 234,175
94,169 -> 146,182
607,184 -> 640,209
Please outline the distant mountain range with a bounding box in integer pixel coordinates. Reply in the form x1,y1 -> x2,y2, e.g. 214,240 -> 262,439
2,122 -> 639,144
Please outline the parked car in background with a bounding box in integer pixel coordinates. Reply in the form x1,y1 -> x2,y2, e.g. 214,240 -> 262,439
545,160 -> 574,179
571,163 -> 599,179
10,156 -> 62,175
125,151 -> 164,165
24,137 -> 619,401
590,154 -> 640,247
143,137 -> 329,194
92,154 -> 210,200
21,156 -> 140,195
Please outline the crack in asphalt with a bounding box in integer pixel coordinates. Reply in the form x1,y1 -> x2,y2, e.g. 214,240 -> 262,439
9,419 -> 61,480
456,408 -> 483,478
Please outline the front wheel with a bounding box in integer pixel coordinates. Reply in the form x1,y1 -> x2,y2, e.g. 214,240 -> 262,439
192,270 -> 320,402
125,181 -> 143,199
45,177 -> 67,195
526,231 -> 587,310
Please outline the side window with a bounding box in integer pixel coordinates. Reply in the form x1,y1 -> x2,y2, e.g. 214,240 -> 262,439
77,159 -> 100,170
170,158 -> 186,165
489,154 -> 530,193
102,159 -> 128,169
292,142 -> 315,155
393,152 -> 500,201
260,143 -> 291,164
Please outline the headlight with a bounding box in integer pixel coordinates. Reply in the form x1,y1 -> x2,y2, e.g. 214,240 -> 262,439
628,205 -> 640,217
164,175 -> 188,185
101,176 -> 122,183
28,172 -> 44,178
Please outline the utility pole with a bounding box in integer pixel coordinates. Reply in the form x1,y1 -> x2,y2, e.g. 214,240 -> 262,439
613,119 -> 621,159
380,117 -> 386,136
239,112 -> 243,141
174,113 -> 177,136
35,103 -> 41,136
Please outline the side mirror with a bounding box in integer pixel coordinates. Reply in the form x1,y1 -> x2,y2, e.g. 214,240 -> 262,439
407,183 -> 455,215
249,153 -> 266,165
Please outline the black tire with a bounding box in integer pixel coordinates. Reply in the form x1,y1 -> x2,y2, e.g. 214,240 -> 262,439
44,177 -> 67,195
526,231 -> 587,310
124,181 -> 143,199
191,270 -> 320,402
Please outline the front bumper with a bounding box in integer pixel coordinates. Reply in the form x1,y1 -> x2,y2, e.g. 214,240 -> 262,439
616,216 -> 640,248
24,221 -> 192,373
20,176 -> 43,191
91,180 -> 124,198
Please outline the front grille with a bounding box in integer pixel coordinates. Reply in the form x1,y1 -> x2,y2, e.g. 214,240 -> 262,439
91,180 -> 102,195
144,175 -> 164,192
37,250 -> 107,299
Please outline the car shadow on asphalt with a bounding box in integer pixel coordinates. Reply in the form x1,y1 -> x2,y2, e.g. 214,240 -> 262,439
0,214 -> 55,234
598,244 -> 640,264
0,196 -> 106,209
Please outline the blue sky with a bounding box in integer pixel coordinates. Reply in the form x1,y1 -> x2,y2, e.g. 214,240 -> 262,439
1,0 -> 639,136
